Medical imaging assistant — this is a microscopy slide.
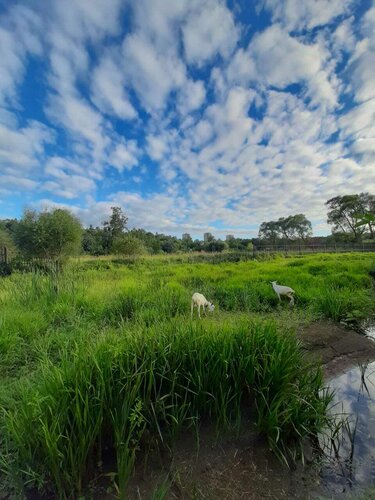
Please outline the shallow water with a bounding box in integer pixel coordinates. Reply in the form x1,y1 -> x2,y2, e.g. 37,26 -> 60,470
319,359 -> 375,496
364,322 -> 375,341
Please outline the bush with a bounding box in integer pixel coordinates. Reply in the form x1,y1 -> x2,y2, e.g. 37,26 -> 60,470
14,209 -> 82,260
112,235 -> 146,257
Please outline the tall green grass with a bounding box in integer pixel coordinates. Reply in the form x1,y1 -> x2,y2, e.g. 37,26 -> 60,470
0,253 -> 374,497
1,319 -> 331,497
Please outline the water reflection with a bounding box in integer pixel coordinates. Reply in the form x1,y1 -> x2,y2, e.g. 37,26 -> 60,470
364,322 -> 375,341
320,361 -> 375,494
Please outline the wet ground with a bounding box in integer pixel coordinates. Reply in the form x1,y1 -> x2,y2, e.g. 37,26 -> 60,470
299,320 -> 375,378
113,321 -> 375,499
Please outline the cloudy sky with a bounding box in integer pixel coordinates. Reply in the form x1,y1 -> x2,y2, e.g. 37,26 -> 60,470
0,0 -> 374,238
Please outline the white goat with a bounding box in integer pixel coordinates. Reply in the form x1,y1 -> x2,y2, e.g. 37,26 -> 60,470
270,281 -> 295,305
191,292 -> 215,319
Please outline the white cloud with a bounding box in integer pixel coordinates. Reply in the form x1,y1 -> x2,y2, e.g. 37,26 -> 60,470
0,118 -> 54,171
91,55 -> 137,120
122,32 -> 186,111
227,24 -> 338,109
262,0 -> 354,32
182,0 -> 239,66
147,136 -> 169,161
347,5 -> 375,103
0,5 -> 43,106
109,141 -> 139,172
50,0 -> 122,43
45,93 -> 109,168
0,174 -> 38,190
177,79 -> 206,115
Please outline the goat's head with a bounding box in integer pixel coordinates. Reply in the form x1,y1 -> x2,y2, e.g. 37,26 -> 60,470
270,281 -> 277,285
208,302 -> 215,312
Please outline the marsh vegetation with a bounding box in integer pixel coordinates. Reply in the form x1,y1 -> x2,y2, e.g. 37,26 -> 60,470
0,252 -> 374,497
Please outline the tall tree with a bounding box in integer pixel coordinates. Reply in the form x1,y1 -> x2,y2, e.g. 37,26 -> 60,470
14,209 -> 82,259
258,214 -> 312,243
103,207 -> 128,238
326,194 -> 370,241
355,192 -> 375,238
286,214 -> 312,241
258,221 -> 279,244
102,206 -> 128,253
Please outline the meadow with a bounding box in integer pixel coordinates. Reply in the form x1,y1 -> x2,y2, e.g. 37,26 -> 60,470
0,252 -> 374,498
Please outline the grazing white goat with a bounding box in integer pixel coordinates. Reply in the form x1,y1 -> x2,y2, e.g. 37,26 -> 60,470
191,292 -> 215,319
270,281 -> 295,305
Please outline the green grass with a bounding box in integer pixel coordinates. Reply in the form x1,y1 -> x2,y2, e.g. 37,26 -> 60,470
0,252 -> 374,497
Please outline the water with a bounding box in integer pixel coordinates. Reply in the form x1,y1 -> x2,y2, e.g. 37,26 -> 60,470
363,321 -> 375,341
319,360 -> 375,495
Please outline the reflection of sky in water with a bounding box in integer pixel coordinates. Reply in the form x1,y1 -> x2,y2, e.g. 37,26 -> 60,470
365,323 -> 375,341
321,360 -> 375,493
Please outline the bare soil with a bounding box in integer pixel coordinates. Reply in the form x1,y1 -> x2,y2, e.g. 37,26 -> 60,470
105,321 -> 375,500
298,320 -> 375,378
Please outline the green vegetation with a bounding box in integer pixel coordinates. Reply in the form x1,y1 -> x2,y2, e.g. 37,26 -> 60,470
0,252 -> 374,497
14,208 -> 82,259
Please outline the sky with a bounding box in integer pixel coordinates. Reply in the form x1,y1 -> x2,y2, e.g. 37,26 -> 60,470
0,0 -> 374,239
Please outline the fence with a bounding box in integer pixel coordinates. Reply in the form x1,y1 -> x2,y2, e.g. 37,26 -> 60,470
254,242 -> 375,255
0,246 -> 62,274
1,243 -> 375,273
0,245 -> 8,264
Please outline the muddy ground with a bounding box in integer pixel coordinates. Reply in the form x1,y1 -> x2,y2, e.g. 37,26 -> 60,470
105,322 -> 375,500
299,320 -> 375,378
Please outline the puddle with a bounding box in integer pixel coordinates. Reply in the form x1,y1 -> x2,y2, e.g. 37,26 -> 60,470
319,360 -> 375,496
362,320 -> 375,341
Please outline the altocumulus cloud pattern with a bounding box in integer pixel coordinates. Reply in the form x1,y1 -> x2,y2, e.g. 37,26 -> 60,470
0,0 -> 374,237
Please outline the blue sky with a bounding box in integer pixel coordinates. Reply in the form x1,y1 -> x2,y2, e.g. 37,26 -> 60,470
0,0 -> 374,239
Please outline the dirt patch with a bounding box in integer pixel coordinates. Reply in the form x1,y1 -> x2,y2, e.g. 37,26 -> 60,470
88,322 -> 375,500
298,321 -> 375,378
125,424 -> 320,500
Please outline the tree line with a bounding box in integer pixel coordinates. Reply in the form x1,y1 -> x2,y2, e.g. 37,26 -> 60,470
0,206 -> 252,261
257,192 -> 374,245
0,192 -> 373,261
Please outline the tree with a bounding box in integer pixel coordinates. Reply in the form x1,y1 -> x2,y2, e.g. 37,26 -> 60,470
353,193 -> 375,239
326,194 -> 370,241
204,232 -> 214,243
258,221 -> 279,244
0,228 -> 17,257
258,214 -> 312,243
102,206 -> 128,253
112,235 -> 145,257
181,233 -> 193,252
15,208 -> 82,259
284,214 -> 312,241
82,225 -> 106,255
204,239 -> 225,252
104,206 -> 128,236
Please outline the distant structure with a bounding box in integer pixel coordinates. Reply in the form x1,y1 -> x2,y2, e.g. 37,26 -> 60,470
204,232 -> 214,242
226,234 -> 235,241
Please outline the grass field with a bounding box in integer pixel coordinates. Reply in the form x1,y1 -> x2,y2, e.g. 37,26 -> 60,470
0,252 -> 374,497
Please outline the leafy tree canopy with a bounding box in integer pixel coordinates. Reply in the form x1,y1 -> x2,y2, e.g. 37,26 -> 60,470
112,235 -> 145,257
326,193 -> 374,240
258,214 -> 312,242
14,209 -> 82,259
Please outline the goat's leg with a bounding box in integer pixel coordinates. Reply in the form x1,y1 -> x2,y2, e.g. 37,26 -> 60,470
203,305 -> 207,316
191,301 -> 194,318
198,304 -> 201,319
289,294 -> 295,306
